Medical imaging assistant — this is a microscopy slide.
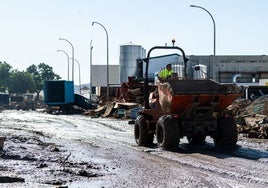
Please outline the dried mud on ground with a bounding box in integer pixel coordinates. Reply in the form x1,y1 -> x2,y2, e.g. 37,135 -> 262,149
0,133 -> 107,187
0,110 -> 267,188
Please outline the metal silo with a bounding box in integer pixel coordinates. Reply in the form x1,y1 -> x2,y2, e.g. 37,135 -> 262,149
119,44 -> 146,83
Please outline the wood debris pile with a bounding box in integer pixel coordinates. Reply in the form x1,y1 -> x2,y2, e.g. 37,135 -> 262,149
116,77 -> 145,104
84,102 -> 142,119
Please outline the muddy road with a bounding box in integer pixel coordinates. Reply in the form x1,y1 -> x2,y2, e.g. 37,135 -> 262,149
0,110 -> 267,187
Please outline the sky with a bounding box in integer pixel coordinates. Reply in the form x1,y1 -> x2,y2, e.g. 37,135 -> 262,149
0,0 -> 268,85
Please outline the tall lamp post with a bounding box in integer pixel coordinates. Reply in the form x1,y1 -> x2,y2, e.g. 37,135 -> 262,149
90,40 -> 93,102
59,38 -> 75,81
69,58 -> 81,94
92,21 -> 109,102
190,5 -> 216,79
57,50 -> 70,81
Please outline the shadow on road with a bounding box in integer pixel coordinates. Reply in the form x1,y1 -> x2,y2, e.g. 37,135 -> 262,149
153,142 -> 268,160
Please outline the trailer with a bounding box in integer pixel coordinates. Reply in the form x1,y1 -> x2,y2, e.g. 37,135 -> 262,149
43,80 -> 74,113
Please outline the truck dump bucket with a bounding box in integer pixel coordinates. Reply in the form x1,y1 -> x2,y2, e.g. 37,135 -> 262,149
158,79 -> 242,117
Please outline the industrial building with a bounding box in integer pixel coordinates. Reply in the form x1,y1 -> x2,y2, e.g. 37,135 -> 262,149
189,55 -> 268,85
91,64 -> 120,87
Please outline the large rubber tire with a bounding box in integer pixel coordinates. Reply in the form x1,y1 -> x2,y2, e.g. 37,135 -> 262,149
156,115 -> 180,148
213,117 -> 238,147
187,135 -> 206,145
134,115 -> 154,146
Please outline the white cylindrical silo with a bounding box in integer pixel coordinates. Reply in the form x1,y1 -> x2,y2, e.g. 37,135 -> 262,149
119,44 -> 146,83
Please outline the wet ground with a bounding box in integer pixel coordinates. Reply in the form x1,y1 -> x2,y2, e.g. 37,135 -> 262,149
0,110 -> 267,187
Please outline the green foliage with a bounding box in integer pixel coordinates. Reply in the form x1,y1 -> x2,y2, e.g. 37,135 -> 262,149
0,61 -> 61,95
26,64 -> 42,93
8,70 -> 35,94
26,63 -> 61,94
38,63 -> 61,80
0,61 -> 12,92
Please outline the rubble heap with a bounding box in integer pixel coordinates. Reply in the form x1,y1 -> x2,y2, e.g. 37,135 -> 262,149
84,102 -> 142,119
228,96 -> 268,139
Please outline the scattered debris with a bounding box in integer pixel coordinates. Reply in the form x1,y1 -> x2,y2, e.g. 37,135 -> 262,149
1,88 -> 268,140
0,137 -> 6,151
228,96 -> 268,139
61,152 -> 71,166
84,101 -> 141,119
0,133 -> 104,185
0,176 -> 25,183
116,77 -> 145,104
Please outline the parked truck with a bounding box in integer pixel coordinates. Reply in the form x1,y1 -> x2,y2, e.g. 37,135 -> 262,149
134,44 -> 242,148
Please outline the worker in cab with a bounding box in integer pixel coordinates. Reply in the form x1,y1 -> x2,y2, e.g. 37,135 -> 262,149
158,63 -> 174,79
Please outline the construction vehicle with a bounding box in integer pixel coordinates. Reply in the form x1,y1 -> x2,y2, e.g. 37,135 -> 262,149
134,43 -> 242,148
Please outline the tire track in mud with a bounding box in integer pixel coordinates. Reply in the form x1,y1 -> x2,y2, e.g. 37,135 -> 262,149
0,111 -> 114,187
1,110 -> 267,187
155,150 -> 267,186
61,114 -> 268,187
0,111 -> 133,149
65,116 -> 268,187
88,117 -> 268,187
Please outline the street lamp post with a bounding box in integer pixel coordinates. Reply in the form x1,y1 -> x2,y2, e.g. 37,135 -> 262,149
90,40 -> 93,102
190,5 -> 216,79
57,50 -> 70,81
70,58 -> 81,94
92,21 -> 109,103
59,38 -> 75,81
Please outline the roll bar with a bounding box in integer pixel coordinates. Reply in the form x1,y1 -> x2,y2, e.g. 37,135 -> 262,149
144,45 -> 189,108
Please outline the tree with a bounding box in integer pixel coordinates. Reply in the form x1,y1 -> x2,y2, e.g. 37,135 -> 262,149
8,70 -> 35,94
26,63 -> 61,100
26,64 -> 42,95
37,63 -> 61,81
0,61 -> 12,92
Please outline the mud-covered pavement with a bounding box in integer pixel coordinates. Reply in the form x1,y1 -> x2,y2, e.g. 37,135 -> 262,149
0,110 -> 267,188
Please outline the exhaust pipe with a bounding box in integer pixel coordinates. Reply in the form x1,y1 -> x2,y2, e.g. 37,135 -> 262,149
232,74 -> 241,83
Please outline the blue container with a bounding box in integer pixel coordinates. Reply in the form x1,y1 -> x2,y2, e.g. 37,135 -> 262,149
0,94 -> 9,104
118,108 -> 125,118
130,107 -> 142,119
44,80 -> 74,105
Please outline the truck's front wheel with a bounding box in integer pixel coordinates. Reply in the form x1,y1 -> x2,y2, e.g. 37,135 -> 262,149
134,115 -> 154,146
156,115 -> 180,148
213,117 -> 238,147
